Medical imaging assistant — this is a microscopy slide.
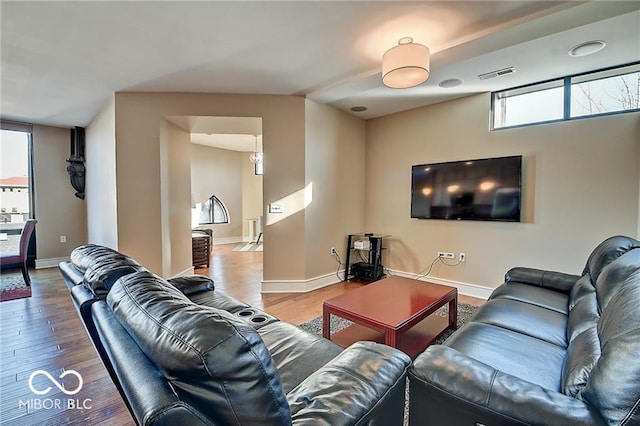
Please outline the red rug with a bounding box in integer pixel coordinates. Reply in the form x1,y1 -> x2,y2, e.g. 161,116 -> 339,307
0,286 -> 31,302
0,275 -> 32,301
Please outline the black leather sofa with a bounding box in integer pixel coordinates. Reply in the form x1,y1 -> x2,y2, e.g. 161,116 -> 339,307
59,244 -> 411,425
409,235 -> 640,425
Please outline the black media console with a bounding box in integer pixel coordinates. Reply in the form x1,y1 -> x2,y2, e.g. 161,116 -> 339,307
344,233 -> 388,282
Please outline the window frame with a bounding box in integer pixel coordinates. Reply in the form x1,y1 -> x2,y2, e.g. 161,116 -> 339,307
491,61 -> 640,131
198,195 -> 229,225
254,153 -> 264,175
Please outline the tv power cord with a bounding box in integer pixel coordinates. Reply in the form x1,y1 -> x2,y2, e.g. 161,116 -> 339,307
415,255 -> 463,280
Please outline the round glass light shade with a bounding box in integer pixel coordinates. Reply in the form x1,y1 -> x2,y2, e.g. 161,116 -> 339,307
382,38 -> 430,89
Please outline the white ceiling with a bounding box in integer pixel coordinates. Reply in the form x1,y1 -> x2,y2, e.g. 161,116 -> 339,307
2,1 -> 639,140
165,116 -> 263,151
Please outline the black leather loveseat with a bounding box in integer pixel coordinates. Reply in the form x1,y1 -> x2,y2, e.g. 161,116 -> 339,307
409,235 -> 640,426
59,244 -> 411,425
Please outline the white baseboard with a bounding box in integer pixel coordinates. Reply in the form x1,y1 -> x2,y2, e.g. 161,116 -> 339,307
35,257 -> 69,269
261,270 -> 344,293
389,269 -> 492,300
170,266 -> 195,278
261,268 -> 492,299
214,236 -> 243,245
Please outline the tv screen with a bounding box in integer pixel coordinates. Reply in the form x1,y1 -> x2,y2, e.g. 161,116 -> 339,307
411,155 -> 522,222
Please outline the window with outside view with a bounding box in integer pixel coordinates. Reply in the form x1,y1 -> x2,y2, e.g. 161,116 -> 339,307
0,129 -> 31,254
492,62 -> 640,129
199,195 -> 229,225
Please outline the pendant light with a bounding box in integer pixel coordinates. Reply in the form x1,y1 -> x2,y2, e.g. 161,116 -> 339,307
249,134 -> 262,164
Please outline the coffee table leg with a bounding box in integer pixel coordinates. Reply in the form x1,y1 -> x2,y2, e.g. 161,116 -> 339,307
385,329 -> 398,348
449,297 -> 458,331
322,306 -> 330,339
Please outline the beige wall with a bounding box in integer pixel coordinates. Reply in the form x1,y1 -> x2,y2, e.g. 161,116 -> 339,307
32,125 -> 86,262
85,96 -> 118,248
366,93 -> 640,289
242,155 -> 263,242
160,120 -> 192,277
304,100 -> 366,279
191,144 -> 244,241
113,92 -> 305,279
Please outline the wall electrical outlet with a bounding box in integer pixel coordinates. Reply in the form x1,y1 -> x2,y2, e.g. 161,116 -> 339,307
438,251 -> 455,259
459,252 -> 466,262
330,247 -> 337,256
60,235 -> 67,243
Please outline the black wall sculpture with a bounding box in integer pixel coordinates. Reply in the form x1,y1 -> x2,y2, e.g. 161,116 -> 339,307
66,126 -> 85,200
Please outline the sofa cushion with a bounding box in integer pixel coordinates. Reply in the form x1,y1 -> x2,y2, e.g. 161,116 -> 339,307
107,271 -> 291,426
70,244 -> 140,271
83,260 -> 145,298
444,322 -> 566,390
567,288 -> 599,343
288,341 -> 410,425
166,275 -> 214,296
595,248 -> 640,310
258,322 -> 343,394
470,298 -> 567,347
505,267 -> 579,294
561,325 -> 600,397
582,235 -> 640,284
580,260 -> 640,425
489,282 -> 569,314
188,289 -> 251,312
568,275 -> 595,311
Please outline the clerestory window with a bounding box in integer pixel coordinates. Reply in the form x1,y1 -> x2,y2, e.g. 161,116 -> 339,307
492,62 -> 640,130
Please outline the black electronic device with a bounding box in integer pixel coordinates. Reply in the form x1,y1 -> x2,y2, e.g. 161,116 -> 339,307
344,233 -> 387,282
410,155 -> 522,222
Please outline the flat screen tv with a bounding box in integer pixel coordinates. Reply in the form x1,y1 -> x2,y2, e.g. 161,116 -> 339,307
411,155 -> 522,222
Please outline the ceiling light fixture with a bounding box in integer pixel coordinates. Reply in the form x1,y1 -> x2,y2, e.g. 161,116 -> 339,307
568,40 -> 606,57
249,134 -> 262,164
382,37 -> 430,89
439,78 -> 463,88
350,106 -> 368,112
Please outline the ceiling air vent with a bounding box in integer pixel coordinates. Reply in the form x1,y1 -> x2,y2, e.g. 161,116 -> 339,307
478,66 -> 515,80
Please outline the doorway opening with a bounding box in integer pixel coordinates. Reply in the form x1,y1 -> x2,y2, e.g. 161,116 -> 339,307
164,115 -> 264,290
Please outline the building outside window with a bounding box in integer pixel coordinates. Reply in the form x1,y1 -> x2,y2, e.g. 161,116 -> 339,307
0,129 -> 31,254
492,62 -> 640,129
198,195 -> 229,225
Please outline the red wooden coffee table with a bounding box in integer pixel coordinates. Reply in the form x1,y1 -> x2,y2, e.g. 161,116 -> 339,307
322,276 -> 457,358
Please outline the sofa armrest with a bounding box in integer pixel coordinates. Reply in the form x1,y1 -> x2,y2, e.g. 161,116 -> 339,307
505,267 -> 580,294
167,275 -> 215,295
288,341 -> 411,425
59,261 -> 85,289
410,346 -> 604,425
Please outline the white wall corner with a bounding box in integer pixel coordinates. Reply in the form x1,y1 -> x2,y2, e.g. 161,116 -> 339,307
170,266 -> 196,279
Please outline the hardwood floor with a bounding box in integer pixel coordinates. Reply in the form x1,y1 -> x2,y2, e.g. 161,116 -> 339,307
0,243 -> 484,425
0,268 -> 133,426
200,243 -> 484,324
